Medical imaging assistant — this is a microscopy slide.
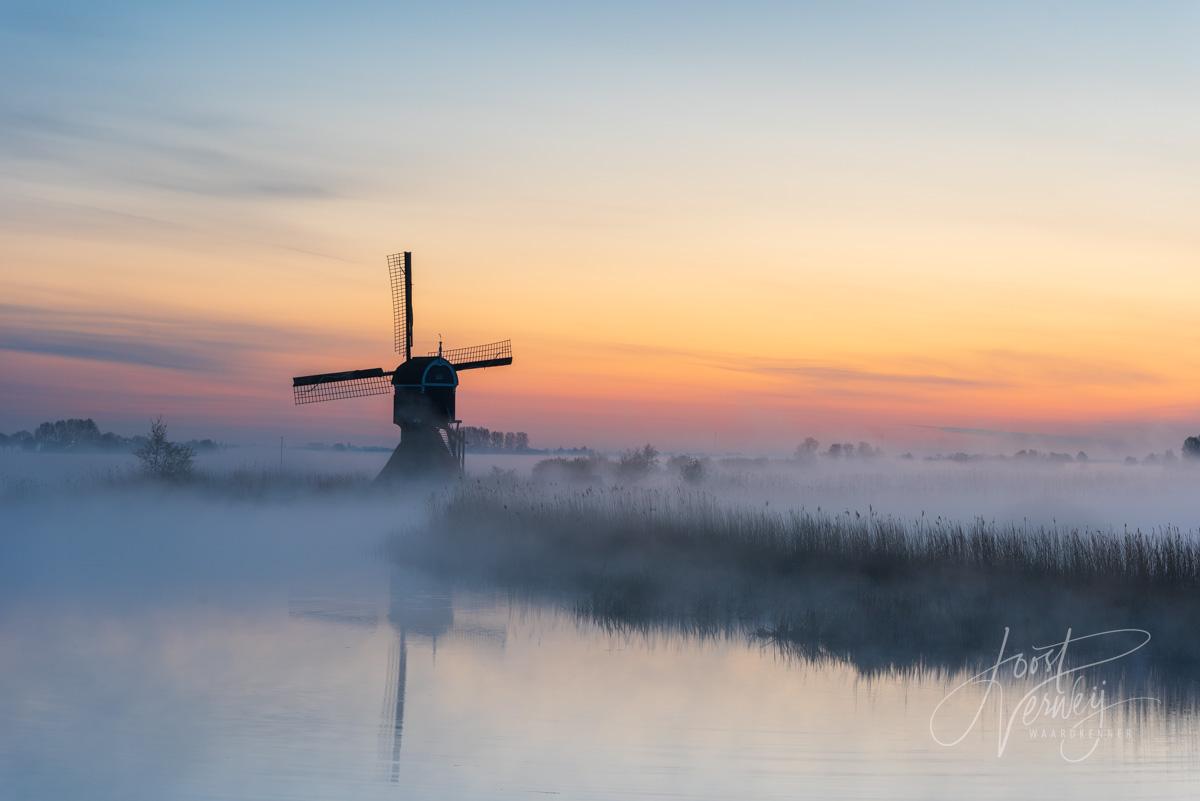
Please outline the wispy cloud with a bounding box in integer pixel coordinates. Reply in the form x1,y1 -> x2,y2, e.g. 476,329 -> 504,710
0,303 -> 375,374
599,341 -> 1162,393
0,329 -> 218,372
976,349 -> 1164,386
0,108 -> 345,200
596,341 -> 997,389
746,364 -> 996,388
0,193 -> 359,265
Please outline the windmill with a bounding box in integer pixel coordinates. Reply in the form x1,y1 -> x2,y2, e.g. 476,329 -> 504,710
291,251 -> 513,480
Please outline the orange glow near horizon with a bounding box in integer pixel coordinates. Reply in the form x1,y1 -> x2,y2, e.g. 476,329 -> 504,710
2,4 -> 1198,455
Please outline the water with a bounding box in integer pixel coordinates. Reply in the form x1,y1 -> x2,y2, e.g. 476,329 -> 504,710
3,481 -> 1200,799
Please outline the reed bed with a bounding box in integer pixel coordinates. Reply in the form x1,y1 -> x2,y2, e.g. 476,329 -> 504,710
431,481 -> 1200,589
401,479 -> 1200,701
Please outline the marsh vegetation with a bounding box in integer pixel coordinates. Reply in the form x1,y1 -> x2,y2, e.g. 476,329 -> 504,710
385,473 -> 1200,707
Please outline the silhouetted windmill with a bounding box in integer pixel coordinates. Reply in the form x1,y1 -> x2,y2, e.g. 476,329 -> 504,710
292,252 -> 512,480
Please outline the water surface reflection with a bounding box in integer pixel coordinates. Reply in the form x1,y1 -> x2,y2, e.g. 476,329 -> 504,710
2,538 -> 1200,799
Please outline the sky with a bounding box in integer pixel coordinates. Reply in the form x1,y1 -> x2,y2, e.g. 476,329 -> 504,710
1,1 -> 1198,455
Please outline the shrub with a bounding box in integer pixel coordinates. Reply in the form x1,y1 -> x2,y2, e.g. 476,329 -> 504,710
532,455 -> 609,483
618,444 -> 659,480
667,454 -> 707,484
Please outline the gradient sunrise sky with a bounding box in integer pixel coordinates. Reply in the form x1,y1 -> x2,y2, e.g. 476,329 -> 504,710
1,1 -> 1197,454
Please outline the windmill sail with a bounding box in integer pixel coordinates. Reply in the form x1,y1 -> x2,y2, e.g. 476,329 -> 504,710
292,367 -> 394,404
433,339 -> 513,371
388,252 -> 413,360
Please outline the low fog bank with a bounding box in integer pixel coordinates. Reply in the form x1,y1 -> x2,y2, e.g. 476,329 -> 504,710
0,491 -> 421,598
527,452 -> 1199,533
3,445 -> 1198,532
0,445 -> 389,485
0,453 -> 436,609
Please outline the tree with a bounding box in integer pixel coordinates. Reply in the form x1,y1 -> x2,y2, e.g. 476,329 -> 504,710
134,417 -> 194,481
514,432 -> 529,451
795,437 -> 820,461
33,418 -> 103,451
1183,436 -> 1200,461
490,431 -> 505,450
462,426 -> 490,449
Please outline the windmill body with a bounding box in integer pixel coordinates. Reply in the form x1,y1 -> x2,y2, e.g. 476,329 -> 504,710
392,356 -> 458,428
291,252 -> 512,481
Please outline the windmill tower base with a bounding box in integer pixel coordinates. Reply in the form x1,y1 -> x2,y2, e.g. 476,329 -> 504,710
376,427 -> 459,483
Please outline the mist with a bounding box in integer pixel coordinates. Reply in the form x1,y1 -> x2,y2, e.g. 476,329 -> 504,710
5,441 -> 1200,798
5,442 -> 1198,532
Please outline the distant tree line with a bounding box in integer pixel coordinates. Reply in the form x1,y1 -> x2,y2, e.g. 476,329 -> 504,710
923,449 -> 1089,464
460,426 -> 531,453
527,432 -> 1200,486
0,418 -> 218,453
899,436 -> 1200,466
298,435 -> 590,455
793,437 -> 883,461
533,444 -> 683,484
302,442 -> 394,453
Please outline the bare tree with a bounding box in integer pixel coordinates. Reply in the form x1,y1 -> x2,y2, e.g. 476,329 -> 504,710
134,417 -> 194,481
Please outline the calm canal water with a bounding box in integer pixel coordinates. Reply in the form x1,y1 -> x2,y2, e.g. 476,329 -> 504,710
1,491 -> 1198,800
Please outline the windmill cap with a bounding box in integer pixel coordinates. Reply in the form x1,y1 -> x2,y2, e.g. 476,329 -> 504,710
392,356 -> 457,387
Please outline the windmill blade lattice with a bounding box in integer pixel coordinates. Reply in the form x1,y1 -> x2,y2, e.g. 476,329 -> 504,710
388,252 -> 413,360
293,368 -> 394,405
433,340 -> 513,371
